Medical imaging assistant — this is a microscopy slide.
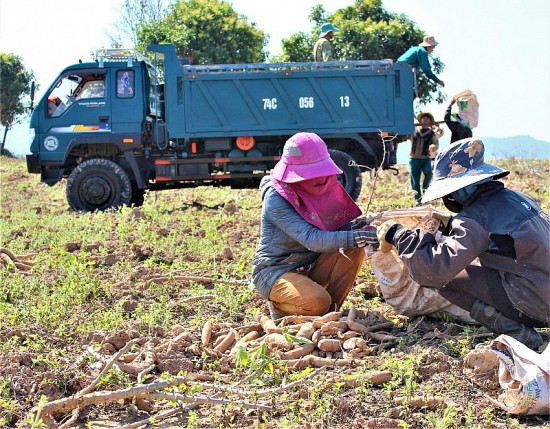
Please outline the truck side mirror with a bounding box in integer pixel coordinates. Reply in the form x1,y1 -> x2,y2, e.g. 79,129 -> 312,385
30,81 -> 35,111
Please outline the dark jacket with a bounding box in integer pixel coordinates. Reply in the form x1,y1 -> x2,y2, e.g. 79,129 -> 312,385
392,182 -> 550,324
252,177 -> 355,300
444,106 -> 473,143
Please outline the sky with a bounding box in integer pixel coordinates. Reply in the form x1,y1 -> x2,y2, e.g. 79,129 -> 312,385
1,0 -> 549,156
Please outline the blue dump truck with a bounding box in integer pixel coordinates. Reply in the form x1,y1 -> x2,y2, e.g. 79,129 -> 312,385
26,44 -> 414,211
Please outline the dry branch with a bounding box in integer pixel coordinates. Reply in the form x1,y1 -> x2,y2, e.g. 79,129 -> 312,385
145,274 -> 248,288
148,392 -> 274,411
38,375 -> 195,420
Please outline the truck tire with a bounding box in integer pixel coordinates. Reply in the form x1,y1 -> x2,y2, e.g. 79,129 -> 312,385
66,158 -> 132,212
329,149 -> 362,201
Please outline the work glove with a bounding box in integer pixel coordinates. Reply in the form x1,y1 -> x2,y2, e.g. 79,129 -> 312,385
431,210 -> 453,232
376,220 -> 403,253
352,225 -> 378,248
350,214 -> 375,230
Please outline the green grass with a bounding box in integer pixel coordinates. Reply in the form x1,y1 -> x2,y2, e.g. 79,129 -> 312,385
1,156 -> 549,428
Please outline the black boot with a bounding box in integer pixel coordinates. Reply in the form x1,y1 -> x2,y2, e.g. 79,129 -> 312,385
470,300 -> 543,350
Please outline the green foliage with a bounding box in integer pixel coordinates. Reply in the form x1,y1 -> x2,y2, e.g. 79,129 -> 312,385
280,0 -> 444,105
136,0 -> 267,64
426,404 -> 458,429
0,378 -> 18,426
0,52 -> 36,152
21,395 -> 47,428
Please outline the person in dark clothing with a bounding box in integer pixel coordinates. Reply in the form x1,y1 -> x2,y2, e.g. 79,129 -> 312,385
377,138 -> 549,350
444,98 -> 473,143
408,112 -> 440,204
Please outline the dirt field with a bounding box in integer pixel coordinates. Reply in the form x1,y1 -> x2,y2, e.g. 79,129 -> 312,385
1,156 -> 549,428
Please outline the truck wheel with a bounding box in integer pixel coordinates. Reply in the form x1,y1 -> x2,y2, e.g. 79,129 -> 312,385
66,158 -> 132,212
329,149 -> 362,201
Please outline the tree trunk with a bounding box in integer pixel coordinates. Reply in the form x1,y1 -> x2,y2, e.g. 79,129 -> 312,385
0,127 -> 8,154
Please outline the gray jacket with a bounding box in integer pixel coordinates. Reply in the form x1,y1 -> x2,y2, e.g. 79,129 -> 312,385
393,183 -> 550,324
252,177 -> 355,300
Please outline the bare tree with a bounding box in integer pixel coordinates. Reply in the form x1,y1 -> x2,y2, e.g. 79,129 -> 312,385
108,0 -> 170,48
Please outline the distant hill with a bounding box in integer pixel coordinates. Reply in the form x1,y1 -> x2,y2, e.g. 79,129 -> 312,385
396,135 -> 550,164
480,135 -> 550,161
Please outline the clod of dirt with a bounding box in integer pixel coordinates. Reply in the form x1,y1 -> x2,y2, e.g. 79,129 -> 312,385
464,344 -> 499,374
129,207 -> 146,220
104,330 -> 140,350
224,202 -> 238,214
156,351 -> 195,374
222,247 -> 234,260
65,241 -> 82,252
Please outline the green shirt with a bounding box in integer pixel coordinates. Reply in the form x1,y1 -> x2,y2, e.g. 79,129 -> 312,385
313,38 -> 334,62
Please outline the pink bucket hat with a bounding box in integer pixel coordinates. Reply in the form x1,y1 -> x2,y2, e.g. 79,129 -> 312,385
272,133 -> 342,183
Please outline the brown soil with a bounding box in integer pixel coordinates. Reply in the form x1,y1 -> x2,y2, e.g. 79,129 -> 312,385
1,158 -> 549,429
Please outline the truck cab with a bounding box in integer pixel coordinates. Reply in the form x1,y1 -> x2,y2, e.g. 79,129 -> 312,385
27,50 -> 160,209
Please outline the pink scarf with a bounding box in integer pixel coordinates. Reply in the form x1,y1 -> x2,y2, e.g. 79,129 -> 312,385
271,174 -> 362,231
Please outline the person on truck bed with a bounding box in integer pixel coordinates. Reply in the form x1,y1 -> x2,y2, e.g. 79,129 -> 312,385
397,35 -> 445,88
252,132 -> 379,319
377,138 -> 550,351
313,23 -> 339,62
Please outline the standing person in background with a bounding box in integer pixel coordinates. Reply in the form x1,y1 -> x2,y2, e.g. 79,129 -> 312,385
252,132 -> 378,319
313,23 -> 339,62
377,138 -> 549,350
397,35 -> 445,88
409,112 -> 440,205
445,98 -> 473,143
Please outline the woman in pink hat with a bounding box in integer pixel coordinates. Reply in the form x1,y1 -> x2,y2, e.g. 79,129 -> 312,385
252,132 -> 378,318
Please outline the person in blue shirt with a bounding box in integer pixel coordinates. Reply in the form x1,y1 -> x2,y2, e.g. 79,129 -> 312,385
397,36 -> 445,87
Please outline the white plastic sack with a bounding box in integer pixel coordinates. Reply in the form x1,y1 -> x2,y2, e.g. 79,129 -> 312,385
369,249 -> 476,323
453,89 -> 479,129
488,335 -> 550,415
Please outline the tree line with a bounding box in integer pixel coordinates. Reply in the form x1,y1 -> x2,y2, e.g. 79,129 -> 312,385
0,0 -> 444,154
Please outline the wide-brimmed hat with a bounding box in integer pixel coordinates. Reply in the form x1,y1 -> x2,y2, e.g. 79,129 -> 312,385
419,36 -> 438,47
319,23 -> 339,38
421,138 -> 509,203
272,132 -> 342,183
416,112 -> 435,125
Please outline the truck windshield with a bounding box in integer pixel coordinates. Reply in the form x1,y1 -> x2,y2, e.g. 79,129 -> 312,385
47,72 -> 105,117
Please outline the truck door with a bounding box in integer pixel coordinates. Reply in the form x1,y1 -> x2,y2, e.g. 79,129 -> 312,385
110,68 -> 145,135
39,69 -> 110,162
